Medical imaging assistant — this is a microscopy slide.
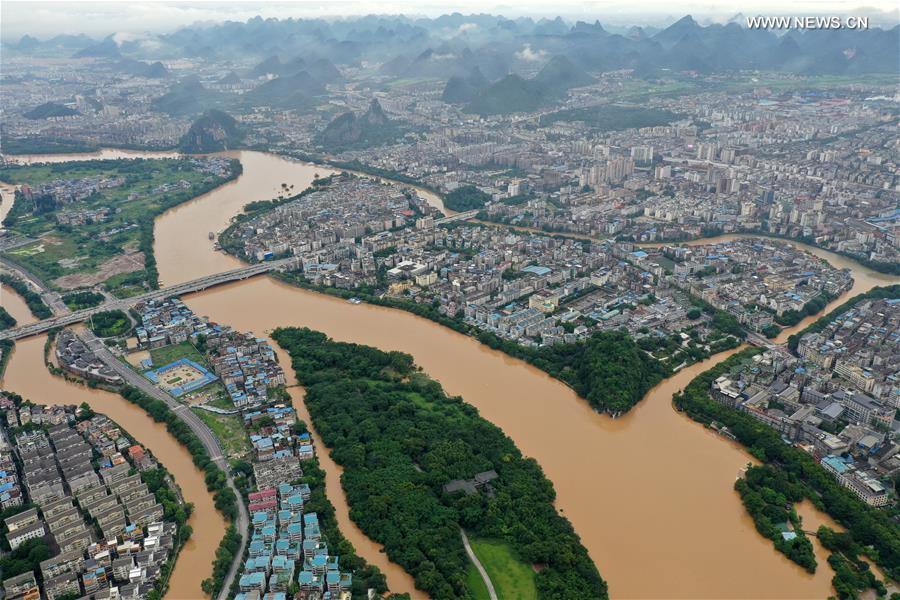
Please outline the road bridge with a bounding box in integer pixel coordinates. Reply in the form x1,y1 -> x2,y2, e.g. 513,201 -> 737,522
435,209 -> 479,225
0,258 -> 294,341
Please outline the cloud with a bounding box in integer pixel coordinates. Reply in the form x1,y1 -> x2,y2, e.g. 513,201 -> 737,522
515,44 -> 547,61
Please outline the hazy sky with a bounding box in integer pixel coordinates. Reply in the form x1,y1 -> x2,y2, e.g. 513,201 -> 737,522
2,0 -> 898,40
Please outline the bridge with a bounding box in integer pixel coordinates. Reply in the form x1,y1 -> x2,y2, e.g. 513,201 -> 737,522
0,258 -> 295,341
435,209 -> 479,225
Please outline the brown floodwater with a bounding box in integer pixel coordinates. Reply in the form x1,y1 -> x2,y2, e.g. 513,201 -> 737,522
0,336 -> 225,600
152,150 -> 421,595
154,152 -> 332,286
1,283 -> 35,326
6,149 -> 899,598
173,152 -> 900,598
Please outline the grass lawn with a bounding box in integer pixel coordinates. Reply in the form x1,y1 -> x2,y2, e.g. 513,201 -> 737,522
466,564 -> 491,600
149,341 -> 205,368
468,538 -> 537,600
208,392 -> 236,410
192,408 -> 251,458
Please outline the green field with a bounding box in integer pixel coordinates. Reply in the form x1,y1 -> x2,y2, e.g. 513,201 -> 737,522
192,408 -> 251,458
466,564 -> 491,600
149,341 -> 205,367
0,157 -> 239,294
468,538 -> 537,600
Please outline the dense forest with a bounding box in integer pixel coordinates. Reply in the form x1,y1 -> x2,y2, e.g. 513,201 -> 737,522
476,329 -> 671,415
673,348 -> 900,593
272,327 -> 607,599
89,309 -> 132,337
736,465 -> 817,572
817,526 -> 889,599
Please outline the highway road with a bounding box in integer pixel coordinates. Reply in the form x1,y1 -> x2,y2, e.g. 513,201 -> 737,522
78,330 -> 250,600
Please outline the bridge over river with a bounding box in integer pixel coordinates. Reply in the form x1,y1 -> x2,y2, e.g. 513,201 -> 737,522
0,257 -> 294,341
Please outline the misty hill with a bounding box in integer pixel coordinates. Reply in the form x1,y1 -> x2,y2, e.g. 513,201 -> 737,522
380,46 -> 511,81
250,55 -> 343,83
72,37 -> 120,59
219,71 -> 242,85
652,15 -> 703,49
315,99 -> 407,151
441,67 -> 489,104
151,77 -> 224,116
465,75 -> 539,115
23,102 -> 78,120
16,35 -> 39,51
464,56 -> 592,115
178,110 -> 243,153
28,14 -> 891,77
251,55 -> 285,77
306,58 -> 344,83
533,55 -> 593,90
116,58 -> 169,78
242,71 -> 326,110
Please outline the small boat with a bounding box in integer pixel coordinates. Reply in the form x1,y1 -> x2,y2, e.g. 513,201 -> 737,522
208,231 -> 215,240
348,297 -> 362,305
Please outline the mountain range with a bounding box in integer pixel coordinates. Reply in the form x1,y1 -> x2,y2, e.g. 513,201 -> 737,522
6,13 -> 897,78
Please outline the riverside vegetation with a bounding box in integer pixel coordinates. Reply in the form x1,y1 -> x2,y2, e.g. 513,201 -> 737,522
0,274 -> 52,319
272,327 -> 608,599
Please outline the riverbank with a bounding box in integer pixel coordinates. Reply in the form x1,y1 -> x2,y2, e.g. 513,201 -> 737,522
271,271 -> 672,416
0,157 -> 243,293
0,335 -> 227,599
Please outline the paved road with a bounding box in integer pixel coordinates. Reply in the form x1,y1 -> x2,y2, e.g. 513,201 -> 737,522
0,256 -> 69,315
0,234 -> 37,252
460,529 -> 497,600
79,330 -> 249,600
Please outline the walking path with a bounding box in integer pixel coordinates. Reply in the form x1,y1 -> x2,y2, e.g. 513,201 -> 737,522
460,529 -> 498,600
